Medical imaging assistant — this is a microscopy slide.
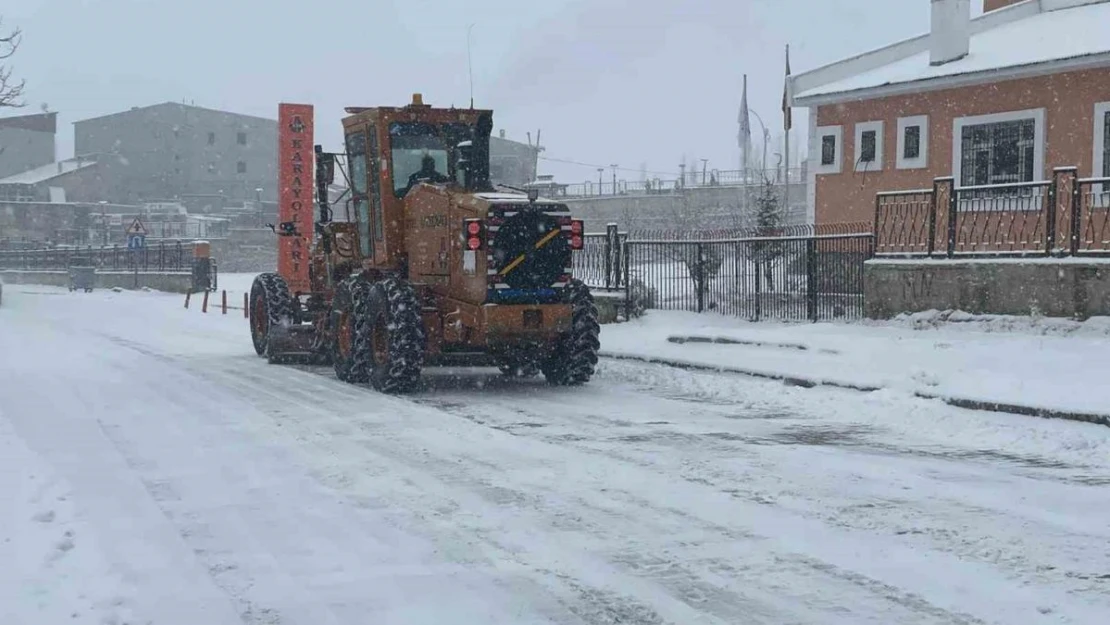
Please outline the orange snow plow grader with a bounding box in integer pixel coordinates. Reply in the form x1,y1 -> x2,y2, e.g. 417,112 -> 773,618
248,94 -> 600,393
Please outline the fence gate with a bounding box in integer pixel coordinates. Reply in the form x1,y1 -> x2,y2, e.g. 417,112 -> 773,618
622,233 -> 874,321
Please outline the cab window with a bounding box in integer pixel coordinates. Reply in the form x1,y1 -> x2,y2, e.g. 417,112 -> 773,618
345,131 -> 373,257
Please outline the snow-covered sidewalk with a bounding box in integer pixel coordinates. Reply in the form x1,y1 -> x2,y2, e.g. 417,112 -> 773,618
600,310 -> 1110,420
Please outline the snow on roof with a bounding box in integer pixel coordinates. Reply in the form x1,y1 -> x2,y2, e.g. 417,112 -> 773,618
0,159 -> 97,185
794,1 -> 1110,103
475,191 -> 561,204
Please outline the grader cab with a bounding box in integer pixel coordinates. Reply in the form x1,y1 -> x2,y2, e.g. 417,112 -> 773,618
248,94 -> 600,392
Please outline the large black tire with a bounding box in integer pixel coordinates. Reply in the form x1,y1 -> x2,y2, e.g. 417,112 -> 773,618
249,273 -> 295,359
353,278 -> 425,393
541,279 -> 601,386
330,277 -> 370,383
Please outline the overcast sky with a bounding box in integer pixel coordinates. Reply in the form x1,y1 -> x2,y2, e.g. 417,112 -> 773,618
4,0 -> 987,182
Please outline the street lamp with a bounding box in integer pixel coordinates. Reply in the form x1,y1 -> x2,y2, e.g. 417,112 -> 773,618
255,187 -> 264,227
749,110 -> 771,182
99,201 -> 108,246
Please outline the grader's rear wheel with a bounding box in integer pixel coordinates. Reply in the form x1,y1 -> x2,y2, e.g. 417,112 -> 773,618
352,278 -> 425,394
541,279 -> 601,386
331,278 -> 369,383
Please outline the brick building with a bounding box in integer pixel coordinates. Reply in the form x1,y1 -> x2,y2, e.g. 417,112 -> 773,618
0,112 -> 56,180
790,0 -> 1110,224
74,102 -> 278,206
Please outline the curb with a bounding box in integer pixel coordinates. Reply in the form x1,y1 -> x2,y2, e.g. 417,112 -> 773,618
599,352 -> 1110,428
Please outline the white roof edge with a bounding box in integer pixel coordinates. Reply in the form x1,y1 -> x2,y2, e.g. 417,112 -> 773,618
790,0 -> 1041,105
794,49 -> 1110,108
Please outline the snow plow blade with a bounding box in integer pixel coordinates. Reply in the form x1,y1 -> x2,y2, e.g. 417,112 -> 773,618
265,324 -> 320,364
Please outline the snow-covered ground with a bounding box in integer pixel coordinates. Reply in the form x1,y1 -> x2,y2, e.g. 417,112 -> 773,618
604,310 -> 1110,417
2,277 -> 1110,624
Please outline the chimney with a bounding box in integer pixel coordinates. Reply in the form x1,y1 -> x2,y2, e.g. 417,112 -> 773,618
930,0 -> 971,66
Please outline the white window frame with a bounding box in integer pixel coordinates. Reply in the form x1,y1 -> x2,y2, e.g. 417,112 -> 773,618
952,108 -> 1046,212
814,125 -> 843,175
1092,101 -> 1110,202
853,120 -> 884,172
896,115 -> 929,170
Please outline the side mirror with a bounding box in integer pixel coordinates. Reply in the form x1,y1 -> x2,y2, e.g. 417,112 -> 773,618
315,146 -> 335,185
456,140 -> 474,187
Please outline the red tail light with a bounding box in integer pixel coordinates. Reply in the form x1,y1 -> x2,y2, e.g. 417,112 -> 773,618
463,218 -> 484,251
569,219 -> 584,250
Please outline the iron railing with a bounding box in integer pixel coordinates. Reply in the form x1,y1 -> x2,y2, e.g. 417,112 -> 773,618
623,232 -> 874,321
575,225 -> 627,291
875,168 -> 1110,257
0,240 -> 192,272
559,167 -> 806,198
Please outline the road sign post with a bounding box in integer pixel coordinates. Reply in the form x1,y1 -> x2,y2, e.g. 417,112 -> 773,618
125,219 -> 147,289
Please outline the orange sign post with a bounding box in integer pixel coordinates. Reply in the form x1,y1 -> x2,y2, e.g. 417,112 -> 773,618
277,103 -> 314,293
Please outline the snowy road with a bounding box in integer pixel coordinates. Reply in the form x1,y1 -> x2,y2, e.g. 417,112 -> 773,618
2,282 -> 1109,624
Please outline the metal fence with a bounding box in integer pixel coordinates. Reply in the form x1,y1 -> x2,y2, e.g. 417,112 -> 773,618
576,227 -> 627,291
560,167 -> 806,198
0,240 -> 193,272
875,168 -> 1110,257
623,232 -> 874,321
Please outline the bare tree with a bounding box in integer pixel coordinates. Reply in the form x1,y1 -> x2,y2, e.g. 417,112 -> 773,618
1,18 -> 26,108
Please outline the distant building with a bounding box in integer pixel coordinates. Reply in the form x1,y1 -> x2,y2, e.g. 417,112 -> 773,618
489,130 -> 541,187
0,156 -> 101,203
73,102 -> 278,207
0,112 -> 57,180
790,0 -> 1110,224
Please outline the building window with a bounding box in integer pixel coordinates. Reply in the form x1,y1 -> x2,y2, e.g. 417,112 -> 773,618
237,132 -> 247,146
853,121 -> 883,172
904,127 -> 920,159
953,108 -> 1045,210
1094,102 -> 1110,198
959,119 -> 1035,187
821,137 -> 836,165
814,125 -> 842,174
207,132 -> 216,145
237,161 -> 247,174
860,131 -> 877,162
897,115 -> 929,169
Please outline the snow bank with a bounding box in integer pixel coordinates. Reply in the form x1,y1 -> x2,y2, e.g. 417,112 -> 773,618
602,310 -> 1110,417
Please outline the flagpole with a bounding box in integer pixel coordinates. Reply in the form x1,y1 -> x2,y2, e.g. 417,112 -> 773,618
783,44 -> 791,222
742,74 -> 750,220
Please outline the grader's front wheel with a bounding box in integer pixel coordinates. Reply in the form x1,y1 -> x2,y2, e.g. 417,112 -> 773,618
249,273 -> 294,360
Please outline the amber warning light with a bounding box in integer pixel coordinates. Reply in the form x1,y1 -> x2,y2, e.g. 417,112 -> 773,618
465,219 -> 484,250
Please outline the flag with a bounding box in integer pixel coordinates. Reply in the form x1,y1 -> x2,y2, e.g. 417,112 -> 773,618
738,74 -> 751,151
783,44 -> 793,131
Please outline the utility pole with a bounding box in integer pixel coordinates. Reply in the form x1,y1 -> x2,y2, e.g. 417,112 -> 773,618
700,159 -> 709,185
597,167 -> 604,196
467,23 -> 476,108
610,164 -> 618,195
678,163 -> 686,189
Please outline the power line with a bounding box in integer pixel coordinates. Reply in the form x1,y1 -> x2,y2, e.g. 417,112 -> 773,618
538,155 -> 680,178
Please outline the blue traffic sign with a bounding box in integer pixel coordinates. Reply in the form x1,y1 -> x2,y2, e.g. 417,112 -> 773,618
127,234 -> 146,250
